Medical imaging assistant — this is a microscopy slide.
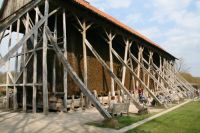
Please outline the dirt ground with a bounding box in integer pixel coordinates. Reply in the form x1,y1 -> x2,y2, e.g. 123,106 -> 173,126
0,103 -> 165,133
0,108 -> 119,133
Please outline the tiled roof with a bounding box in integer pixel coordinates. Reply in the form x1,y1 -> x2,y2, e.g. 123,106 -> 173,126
73,0 -> 175,58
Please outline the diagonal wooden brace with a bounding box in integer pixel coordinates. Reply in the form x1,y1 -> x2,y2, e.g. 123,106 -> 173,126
45,26 -> 112,119
84,39 -> 147,111
111,48 -> 165,107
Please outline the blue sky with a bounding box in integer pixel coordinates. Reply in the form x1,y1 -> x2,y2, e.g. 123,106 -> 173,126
0,0 -> 200,76
87,0 -> 200,77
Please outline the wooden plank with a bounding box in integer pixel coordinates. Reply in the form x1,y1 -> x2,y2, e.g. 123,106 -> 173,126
42,0 -> 49,115
45,26 -> 111,119
84,39 -> 145,110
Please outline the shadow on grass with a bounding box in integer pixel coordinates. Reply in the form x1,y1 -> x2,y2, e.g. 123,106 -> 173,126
87,113 -> 154,129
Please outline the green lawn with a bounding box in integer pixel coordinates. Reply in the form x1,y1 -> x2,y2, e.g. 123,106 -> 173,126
127,101 -> 200,133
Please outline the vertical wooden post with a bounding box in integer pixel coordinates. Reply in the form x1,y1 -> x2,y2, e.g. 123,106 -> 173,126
43,0 -> 49,115
52,56 -> 56,94
63,9 -> 68,110
147,51 -> 153,89
22,13 -> 30,112
128,44 -> 136,98
71,95 -> 75,111
6,25 -> 12,109
106,32 -> 115,96
52,13 -> 57,94
81,20 -> 90,108
108,91 -> 111,105
0,30 -> 5,45
136,46 -> 143,88
33,8 -> 39,113
14,19 -> 20,111
156,56 -> 162,91
121,40 -> 130,85
80,93 -> 84,109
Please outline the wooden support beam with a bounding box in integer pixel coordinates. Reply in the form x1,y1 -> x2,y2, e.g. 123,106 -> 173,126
136,47 -> 143,87
0,30 -> 6,46
128,45 -> 136,99
52,14 -> 58,95
162,61 -> 190,93
13,19 -> 20,111
42,0 -> 49,115
45,26 -> 111,119
6,25 -> 12,109
147,51 -> 153,89
0,7 -> 59,68
111,47 -> 164,106
105,31 -> 115,96
63,9 -> 68,110
33,9 -> 39,113
122,40 -> 131,86
22,13 -> 30,112
84,39 -> 145,110
131,53 -> 178,101
142,56 -> 187,98
0,0 -> 42,33
52,13 -> 57,95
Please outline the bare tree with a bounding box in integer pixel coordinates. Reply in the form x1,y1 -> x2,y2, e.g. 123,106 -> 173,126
175,57 -> 190,72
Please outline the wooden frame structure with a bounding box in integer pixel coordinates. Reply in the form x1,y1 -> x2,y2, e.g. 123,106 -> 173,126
0,0 -> 196,119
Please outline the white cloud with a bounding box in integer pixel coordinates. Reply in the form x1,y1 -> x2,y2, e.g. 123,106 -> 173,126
124,13 -> 143,25
107,0 -> 132,9
87,0 -> 132,10
139,27 -> 161,40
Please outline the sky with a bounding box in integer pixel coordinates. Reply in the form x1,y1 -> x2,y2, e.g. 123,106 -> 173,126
86,0 -> 200,77
0,0 -> 200,76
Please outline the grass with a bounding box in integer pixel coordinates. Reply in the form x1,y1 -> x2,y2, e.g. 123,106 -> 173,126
88,113 -> 153,129
127,101 -> 200,133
